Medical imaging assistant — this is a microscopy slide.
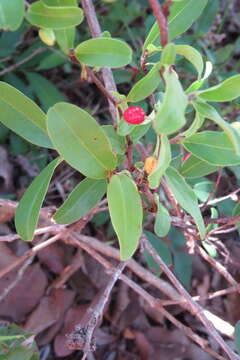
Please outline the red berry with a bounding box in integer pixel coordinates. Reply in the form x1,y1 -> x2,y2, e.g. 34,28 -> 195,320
182,152 -> 191,162
123,106 -> 145,125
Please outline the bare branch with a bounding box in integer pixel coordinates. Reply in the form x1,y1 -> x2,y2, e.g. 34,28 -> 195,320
0,48 -> 46,77
142,236 -> 239,360
80,0 -> 118,122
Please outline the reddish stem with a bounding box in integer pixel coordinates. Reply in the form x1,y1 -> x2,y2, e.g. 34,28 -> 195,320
148,0 -> 169,47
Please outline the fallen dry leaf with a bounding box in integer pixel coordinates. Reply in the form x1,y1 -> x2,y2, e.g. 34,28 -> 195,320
25,288 -> 75,342
0,252 -> 47,322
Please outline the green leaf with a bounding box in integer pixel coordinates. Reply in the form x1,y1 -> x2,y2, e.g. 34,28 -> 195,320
43,0 -> 77,5
0,0 -> 24,31
55,27 -> 76,54
107,172 -> 143,260
75,38 -> 132,68
193,180 -> 214,202
169,227 -> 192,289
161,43 -> 176,66
54,178 -> 107,224
26,1 -> 83,29
127,63 -> 161,103
47,103 -> 116,179
26,72 -> 66,111
165,167 -> 206,239
148,135 -> 171,188
180,153 -> 219,178
202,241 -> 217,258
234,321 -> 240,354
130,122 -> 151,144
175,45 -> 203,79
186,61 -> 213,94
43,0 -> 77,53
183,131 -> 240,166
196,0 -> 219,35
154,201 -> 171,237
198,75 -> 240,102
193,101 -> 240,155
154,68 -> 187,135
0,81 -> 52,148
144,0 -> 208,49
102,125 -> 126,155
37,52 -> 66,70
180,113 -> 205,137
144,230 -> 172,275
15,157 -> 61,241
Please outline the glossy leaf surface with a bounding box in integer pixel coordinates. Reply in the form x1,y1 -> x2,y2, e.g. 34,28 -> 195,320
148,135 -> 171,189
175,44 -> 203,79
47,103 -> 116,179
183,131 -> 240,166
0,0 -> 24,31
102,125 -> 126,155
75,38 -> 132,68
0,81 -> 52,148
15,157 -> 61,241
194,101 -> 240,155
26,1 -> 83,29
54,178 -> 107,224
198,75 -> 240,102
180,153 -> 219,178
127,63 -> 161,103
165,167 -> 206,239
154,68 -> 187,134
107,173 -> 143,260
154,201 -> 171,237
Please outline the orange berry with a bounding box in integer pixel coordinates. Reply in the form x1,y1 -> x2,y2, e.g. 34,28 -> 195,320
144,156 -> 157,175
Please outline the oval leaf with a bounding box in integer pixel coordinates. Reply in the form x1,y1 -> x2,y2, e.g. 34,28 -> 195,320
154,68 -> 187,135
165,167 -> 206,239
55,27 -> 76,54
0,0 -> 24,31
193,101 -> 240,155
26,1 -> 83,29
15,157 -> 61,241
148,135 -> 171,189
144,0 -> 208,49
183,131 -> 240,166
154,201 -> 171,237
180,153 -> 219,178
161,43 -> 176,66
198,75 -> 240,102
107,173 -> 143,260
43,0 -> 77,53
54,178 -> 107,224
0,81 -> 52,148
102,125 -> 126,155
75,38 -> 132,68
175,44 -> 203,79
47,103 -> 117,179
127,63 -> 161,103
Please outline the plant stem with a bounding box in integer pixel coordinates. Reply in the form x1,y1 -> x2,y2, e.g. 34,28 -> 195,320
148,0 -> 169,47
80,0 -> 118,122
142,236 -> 239,360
